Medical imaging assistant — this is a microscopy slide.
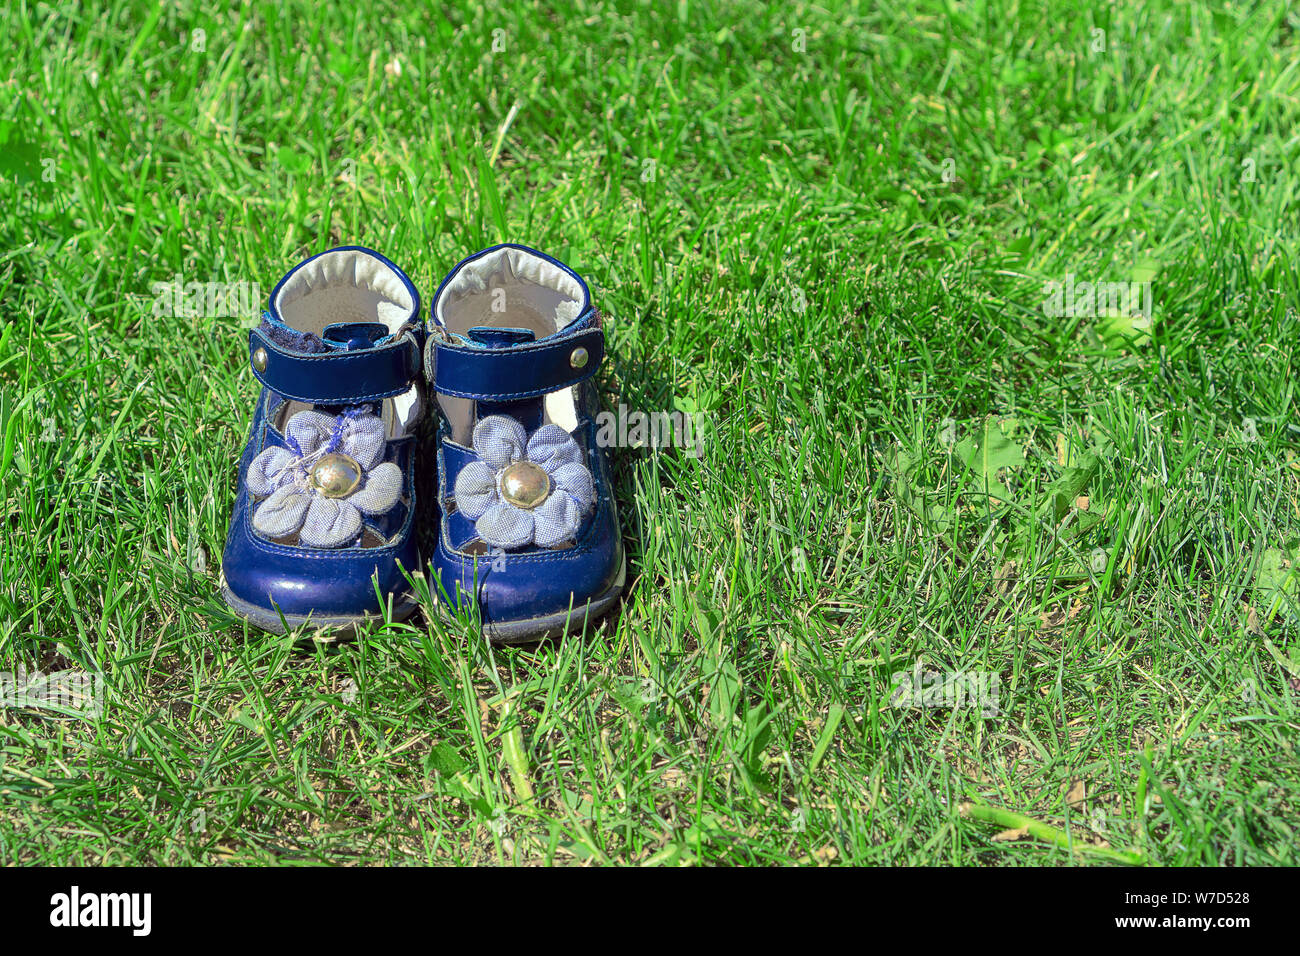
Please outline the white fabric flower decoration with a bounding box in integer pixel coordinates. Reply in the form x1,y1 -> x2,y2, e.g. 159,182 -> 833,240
454,415 -> 595,549
246,409 -> 402,548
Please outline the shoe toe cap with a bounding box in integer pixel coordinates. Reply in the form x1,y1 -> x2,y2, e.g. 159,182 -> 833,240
222,496 -> 419,625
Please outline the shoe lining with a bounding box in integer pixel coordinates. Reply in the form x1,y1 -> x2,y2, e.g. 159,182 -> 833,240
434,248 -> 587,444
274,249 -> 421,438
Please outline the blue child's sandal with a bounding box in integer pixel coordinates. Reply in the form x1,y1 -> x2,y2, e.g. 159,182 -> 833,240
426,244 -> 626,642
220,246 -> 425,633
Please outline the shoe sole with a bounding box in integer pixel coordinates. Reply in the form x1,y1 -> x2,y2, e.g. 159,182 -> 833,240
475,553 -> 627,644
219,577 -> 421,638
220,553 -> 625,644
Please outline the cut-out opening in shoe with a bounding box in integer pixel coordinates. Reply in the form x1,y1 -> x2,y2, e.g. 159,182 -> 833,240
273,398 -> 417,444
433,247 -> 591,443
273,248 -> 421,437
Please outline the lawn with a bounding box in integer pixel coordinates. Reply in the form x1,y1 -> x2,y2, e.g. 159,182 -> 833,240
1,0 -> 1298,865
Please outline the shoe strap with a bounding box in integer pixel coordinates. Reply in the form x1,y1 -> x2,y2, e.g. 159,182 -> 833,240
249,328 -> 421,404
426,311 -> 604,401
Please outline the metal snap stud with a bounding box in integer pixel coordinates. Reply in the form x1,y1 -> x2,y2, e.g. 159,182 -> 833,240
500,461 -> 551,510
308,453 -> 363,499
569,347 -> 589,369
252,347 -> 269,373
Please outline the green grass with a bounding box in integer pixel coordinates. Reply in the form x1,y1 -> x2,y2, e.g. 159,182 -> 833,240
1,0 -> 1298,865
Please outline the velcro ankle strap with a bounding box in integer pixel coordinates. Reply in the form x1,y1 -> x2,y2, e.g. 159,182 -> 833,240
249,329 -> 420,404
427,325 -> 604,401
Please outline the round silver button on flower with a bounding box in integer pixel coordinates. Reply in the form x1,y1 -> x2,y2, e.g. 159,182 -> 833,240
500,461 -> 551,510
309,453 -> 363,498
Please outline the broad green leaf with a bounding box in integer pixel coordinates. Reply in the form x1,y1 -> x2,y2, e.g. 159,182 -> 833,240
1100,309 -> 1152,348
425,742 -> 468,777
955,419 -> 1024,503
1046,451 -> 1100,521
1256,547 -> 1299,623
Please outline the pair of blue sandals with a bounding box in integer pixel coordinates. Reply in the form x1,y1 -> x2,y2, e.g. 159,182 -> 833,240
219,244 -> 625,643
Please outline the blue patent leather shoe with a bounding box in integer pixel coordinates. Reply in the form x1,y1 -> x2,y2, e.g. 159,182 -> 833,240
220,246 -> 425,633
426,244 -> 626,642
